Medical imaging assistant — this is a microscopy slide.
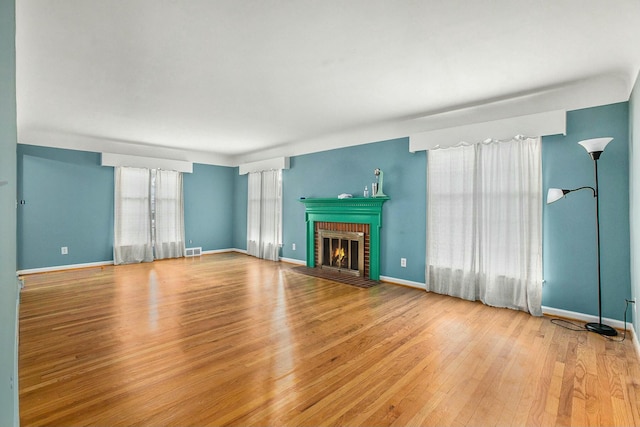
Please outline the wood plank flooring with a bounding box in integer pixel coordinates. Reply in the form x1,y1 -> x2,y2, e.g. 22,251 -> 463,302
18,253 -> 640,426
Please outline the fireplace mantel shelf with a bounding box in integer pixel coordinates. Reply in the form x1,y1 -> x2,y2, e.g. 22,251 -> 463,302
300,196 -> 389,229
300,196 -> 390,202
299,197 -> 389,217
299,196 -> 389,206
300,196 -> 389,281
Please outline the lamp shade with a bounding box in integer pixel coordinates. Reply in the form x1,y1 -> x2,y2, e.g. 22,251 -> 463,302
578,137 -> 612,154
547,188 -> 567,204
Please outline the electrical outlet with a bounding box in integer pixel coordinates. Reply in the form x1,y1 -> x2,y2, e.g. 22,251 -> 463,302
292,243 -> 296,250
401,258 -> 407,268
61,246 -> 68,255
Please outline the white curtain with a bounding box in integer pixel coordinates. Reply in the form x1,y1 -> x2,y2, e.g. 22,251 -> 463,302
247,172 -> 262,258
426,137 -> 543,315
247,170 -> 282,261
114,167 -> 153,265
154,169 -> 185,260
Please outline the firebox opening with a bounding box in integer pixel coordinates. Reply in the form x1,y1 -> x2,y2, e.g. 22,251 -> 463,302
318,229 -> 365,277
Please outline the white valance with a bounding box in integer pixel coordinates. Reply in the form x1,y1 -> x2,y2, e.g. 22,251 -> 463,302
101,153 -> 193,173
409,110 -> 566,151
239,157 -> 290,175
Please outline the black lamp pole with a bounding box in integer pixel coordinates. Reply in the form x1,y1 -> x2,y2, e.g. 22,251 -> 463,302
584,151 -> 617,336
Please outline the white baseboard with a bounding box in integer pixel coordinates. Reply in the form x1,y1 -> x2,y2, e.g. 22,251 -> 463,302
542,305 -> 634,331
280,257 -> 306,265
201,248 -> 245,255
17,260 -> 114,276
380,275 -> 426,290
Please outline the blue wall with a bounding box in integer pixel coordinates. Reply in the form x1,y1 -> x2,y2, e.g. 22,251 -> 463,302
16,145 -> 236,270
16,102 -> 633,321
282,138 -> 427,283
17,145 -> 115,270
543,103 -> 631,320
183,163 -> 235,250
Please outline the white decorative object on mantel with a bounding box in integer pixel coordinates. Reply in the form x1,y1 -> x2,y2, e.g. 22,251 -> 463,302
338,193 -> 353,199
373,168 -> 386,197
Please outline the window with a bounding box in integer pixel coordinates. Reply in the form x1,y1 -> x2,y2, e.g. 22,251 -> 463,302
247,169 -> 282,261
114,167 -> 184,264
426,137 -> 543,315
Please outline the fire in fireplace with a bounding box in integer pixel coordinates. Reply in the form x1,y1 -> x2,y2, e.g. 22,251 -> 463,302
318,229 -> 365,277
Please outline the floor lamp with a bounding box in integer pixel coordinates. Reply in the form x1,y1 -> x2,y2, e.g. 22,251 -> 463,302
547,137 -> 617,337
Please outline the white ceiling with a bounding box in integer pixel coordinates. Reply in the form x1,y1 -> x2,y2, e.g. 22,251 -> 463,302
16,0 -> 640,166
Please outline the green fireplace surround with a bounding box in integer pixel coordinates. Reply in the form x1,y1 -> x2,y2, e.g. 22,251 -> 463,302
300,196 -> 390,280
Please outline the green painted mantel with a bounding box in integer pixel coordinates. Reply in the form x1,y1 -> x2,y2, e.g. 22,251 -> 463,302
300,196 -> 389,280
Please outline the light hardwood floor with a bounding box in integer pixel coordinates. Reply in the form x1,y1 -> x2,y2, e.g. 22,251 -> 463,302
19,253 -> 640,426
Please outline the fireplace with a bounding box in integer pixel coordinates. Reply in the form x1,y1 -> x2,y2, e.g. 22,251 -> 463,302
315,222 -> 370,277
300,196 -> 388,281
318,229 -> 365,277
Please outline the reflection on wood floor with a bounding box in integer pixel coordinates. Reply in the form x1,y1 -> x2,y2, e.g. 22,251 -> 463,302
19,252 -> 640,426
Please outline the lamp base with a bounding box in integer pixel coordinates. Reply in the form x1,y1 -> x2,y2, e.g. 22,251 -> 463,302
585,322 -> 618,336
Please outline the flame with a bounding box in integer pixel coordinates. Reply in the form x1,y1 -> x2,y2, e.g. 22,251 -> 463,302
333,247 -> 346,266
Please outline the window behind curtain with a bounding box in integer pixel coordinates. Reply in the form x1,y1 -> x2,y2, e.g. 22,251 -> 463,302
114,167 -> 185,264
247,172 -> 262,257
247,169 -> 282,261
114,167 -> 153,264
426,137 -> 543,315
154,169 -> 185,259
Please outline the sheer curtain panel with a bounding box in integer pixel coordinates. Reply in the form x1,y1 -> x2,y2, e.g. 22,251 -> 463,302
426,137 -> 543,315
247,170 -> 282,261
154,169 -> 185,259
114,167 -> 153,265
247,172 -> 262,258
260,169 -> 283,261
